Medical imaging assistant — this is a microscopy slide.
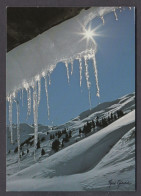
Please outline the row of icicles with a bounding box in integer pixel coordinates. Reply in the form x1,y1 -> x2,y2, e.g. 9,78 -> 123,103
7,51 -> 100,163
7,7 -> 132,164
100,7 -> 132,25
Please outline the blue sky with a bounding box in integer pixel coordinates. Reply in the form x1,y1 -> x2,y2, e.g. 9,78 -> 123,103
7,7 -> 135,126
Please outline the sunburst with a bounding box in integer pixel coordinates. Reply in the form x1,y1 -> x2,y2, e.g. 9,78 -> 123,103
77,23 -> 102,47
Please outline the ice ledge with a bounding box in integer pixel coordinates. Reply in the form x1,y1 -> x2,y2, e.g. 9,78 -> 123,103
6,7 -> 117,97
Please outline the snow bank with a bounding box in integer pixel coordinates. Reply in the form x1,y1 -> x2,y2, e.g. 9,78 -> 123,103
7,110 -> 135,191
82,127 -> 135,191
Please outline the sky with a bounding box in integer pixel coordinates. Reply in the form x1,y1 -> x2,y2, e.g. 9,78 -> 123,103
6,7 -> 135,126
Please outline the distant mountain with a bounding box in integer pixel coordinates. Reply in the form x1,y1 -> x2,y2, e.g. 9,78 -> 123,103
79,92 -> 135,120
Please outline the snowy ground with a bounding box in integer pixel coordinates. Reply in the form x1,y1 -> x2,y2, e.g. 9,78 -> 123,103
6,93 -> 135,191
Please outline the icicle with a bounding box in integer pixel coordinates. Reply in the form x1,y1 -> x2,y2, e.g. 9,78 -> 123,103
118,7 -> 122,12
44,76 -> 50,119
35,75 -> 41,105
92,53 -> 100,97
88,91 -> 92,110
78,58 -> 82,87
129,7 -> 132,10
16,100 -> 20,166
84,56 -> 91,90
101,16 -> 105,24
33,82 -> 38,161
37,79 -> 41,105
48,73 -> 51,85
27,87 -> 31,117
84,56 -> 92,109
22,88 -> 24,106
20,89 -> 22,100
12,91 -> 16,99
70,60 -> 73,75
9,96 -> 13,144
113,9 -> 118,21
65,61 -> 70,83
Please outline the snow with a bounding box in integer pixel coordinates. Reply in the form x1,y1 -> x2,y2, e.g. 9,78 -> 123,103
6,7 -> 118,96
7,109 -> 135,191
6,92 -> 135,156
5,6 -> 134,190
79,93 -> 135,121
82,127 -> 135,191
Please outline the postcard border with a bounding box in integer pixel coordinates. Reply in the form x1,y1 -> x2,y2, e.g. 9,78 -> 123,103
0,0 -> 141,195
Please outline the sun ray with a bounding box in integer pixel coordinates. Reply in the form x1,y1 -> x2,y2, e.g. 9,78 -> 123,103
75,22 -> 103,49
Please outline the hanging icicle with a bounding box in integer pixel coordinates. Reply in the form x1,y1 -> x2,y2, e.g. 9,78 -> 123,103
101,16 -> 105,24
22,88 -> 24,106
70,60 -> 73,75
9,96 -> 13,144
44,76 -> 50,119
35,75 -> 41,106
48,73 -> 51,85
27,87 -> 31,117
88,91 -> 92,110
84,56 -> 92,109
33,82 -> 38,161
65,61 -> 70,83
78,58 -> 83,87
113,9 -> 118,21
16,100 -> 20,166
92,53 -> 100,97
118,7 -> 122,13
37,79 -> 41,105
20,89 -> 22,100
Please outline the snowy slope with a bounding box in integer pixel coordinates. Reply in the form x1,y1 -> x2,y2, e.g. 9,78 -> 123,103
79,93 -> 135,120
82,127 -> 135,191
6,123 -> 49,153
7,110 -> 135,191
6,93 -> 135,176
58,92 -> 135,131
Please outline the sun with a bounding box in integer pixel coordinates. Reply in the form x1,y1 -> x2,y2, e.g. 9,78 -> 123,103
75,22 -> 103,48
77,24 -> 100,46
80,26 -> 97,46
83,28 -> 95,40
